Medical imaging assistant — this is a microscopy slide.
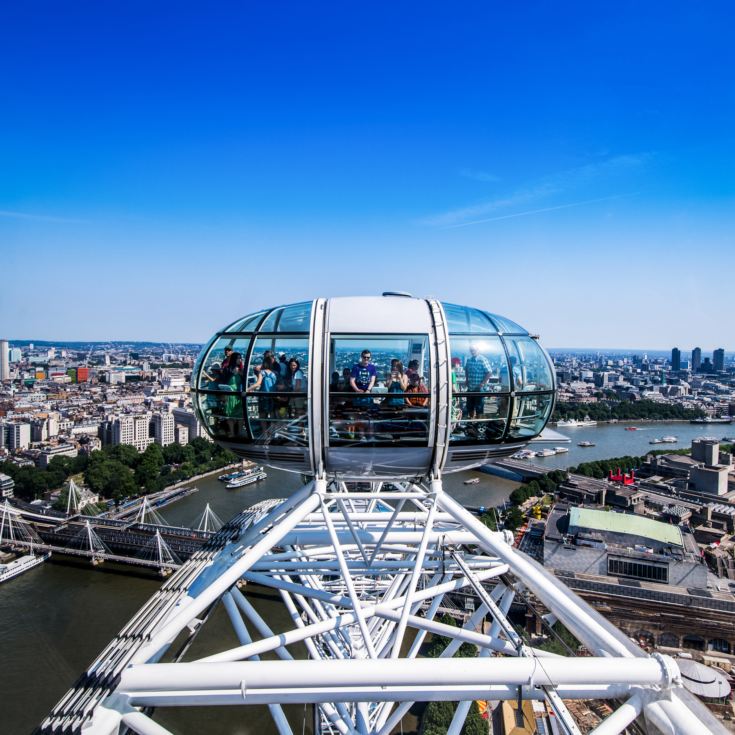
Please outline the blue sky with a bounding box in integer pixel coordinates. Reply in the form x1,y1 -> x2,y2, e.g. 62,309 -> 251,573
1,2 -> 733,349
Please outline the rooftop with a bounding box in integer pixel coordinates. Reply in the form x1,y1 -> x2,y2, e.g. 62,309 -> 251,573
569,506 -> 683,547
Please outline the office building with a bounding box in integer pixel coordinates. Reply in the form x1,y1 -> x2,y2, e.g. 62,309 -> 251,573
714,348 -> 725,372
0,339 -> 9,381
0,473 -> 15,498
174,424 -> 189,445
2,422 -> 31,451
692,438 -> 719,466
172,407 -> 205,442
691,347 -> 701,372
112,414 -> 153,453
152,411 -> 175,447
671,347 -> 681,371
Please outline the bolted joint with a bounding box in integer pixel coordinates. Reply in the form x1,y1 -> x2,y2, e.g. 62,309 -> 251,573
651,652 -> 681,691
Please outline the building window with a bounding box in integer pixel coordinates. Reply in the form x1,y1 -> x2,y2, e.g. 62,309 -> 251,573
608,556 -> 669,584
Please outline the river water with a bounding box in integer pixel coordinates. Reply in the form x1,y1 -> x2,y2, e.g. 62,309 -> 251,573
531,420 -> 735,471
4,421 -> 731,733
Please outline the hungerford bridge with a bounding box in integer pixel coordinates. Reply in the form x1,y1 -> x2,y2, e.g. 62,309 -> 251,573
1,483 -> 223,573
38,297 -> 725,734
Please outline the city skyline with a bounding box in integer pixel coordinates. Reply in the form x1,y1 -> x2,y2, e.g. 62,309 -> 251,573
2,3 -> 734,347
1,337 -> 733,357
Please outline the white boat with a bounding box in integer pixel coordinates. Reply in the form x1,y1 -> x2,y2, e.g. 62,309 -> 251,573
536,448 -> 556,457
511,449 -> 536,460
554,446 -> 569,453
661,436 -> 678,443
578,441 -> 595,448
557,417 -> 597,428
463,477 -> 480,485
226,467 -> 267,488
0,551 -> 50,584
577,418 -> 598,427
219,462 -> 257,481
649,439 -> 663,445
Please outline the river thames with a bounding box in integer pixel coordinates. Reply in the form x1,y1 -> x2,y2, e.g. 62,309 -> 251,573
2,420 -> 732,733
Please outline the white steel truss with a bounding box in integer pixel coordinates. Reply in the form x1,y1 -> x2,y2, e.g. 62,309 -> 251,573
49,479 -> 725,735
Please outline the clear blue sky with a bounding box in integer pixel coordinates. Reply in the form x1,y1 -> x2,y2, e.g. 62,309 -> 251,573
1,2 -> 733,349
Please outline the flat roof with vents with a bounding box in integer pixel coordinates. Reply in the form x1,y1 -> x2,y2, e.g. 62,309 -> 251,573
569,507 -> 683,548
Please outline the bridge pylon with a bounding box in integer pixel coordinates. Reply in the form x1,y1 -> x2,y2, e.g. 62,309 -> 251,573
66,519 -> 111,564
135,497 -> 168,526
194,502 -> 223,533
0,500 -> 43,548
144,529 -> 181,574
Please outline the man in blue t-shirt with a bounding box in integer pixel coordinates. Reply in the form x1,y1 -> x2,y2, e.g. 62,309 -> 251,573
350,350 -> 377,406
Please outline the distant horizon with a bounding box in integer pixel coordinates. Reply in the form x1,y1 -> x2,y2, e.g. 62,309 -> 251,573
2,336 -> 732,357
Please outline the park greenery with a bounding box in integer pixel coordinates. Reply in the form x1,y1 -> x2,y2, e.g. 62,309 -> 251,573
552,399 -> 704,422
0,439 -> 238,502
421,614 -> 486,735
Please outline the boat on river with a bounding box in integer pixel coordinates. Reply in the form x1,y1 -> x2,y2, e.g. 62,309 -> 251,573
557,417 -> 597,428
219,461 -> 259,482
578,441 -> 595,448
226,466 -> 267,488
463,477 -> 480,485
0,550 -> 50,584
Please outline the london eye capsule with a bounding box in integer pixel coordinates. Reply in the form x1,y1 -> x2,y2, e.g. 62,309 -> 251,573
191,295 -> 556,479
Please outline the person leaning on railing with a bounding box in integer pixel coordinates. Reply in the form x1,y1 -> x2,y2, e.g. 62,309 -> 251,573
405,373 -> 428,407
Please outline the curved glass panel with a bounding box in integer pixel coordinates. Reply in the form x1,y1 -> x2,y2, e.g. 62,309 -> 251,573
508,393 -> 554,439
328,335 -> 431,447
244,337 -> 309,443
449,337 -> 510,393
505,337 -> 554,392
273,301 -> 312,332
257,307 -> 284,333
195,390 -> 245,442
225,310 -> 268,333
195,337 -> 251,391
191,334 -> 218,389
485,312 -> 528,335
442,303 -> 497,334
450,395 -> 509,443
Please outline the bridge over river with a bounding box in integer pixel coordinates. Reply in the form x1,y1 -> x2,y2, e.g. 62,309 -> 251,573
0,492 -> 224,574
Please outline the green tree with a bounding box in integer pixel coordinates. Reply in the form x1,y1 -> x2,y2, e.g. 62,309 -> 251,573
105,466 -> 137,501
162,442 -> 195,465
85,456 -> 114,495
504,506 -> 524,531
48,455 -> 74,476
104,443 -> 141,468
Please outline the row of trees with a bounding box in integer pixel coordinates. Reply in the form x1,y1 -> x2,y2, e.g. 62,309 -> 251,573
0,453 -> 88,502
552,399 -> 704,422
84,439 -> 237,500
0,439 -> 238,503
